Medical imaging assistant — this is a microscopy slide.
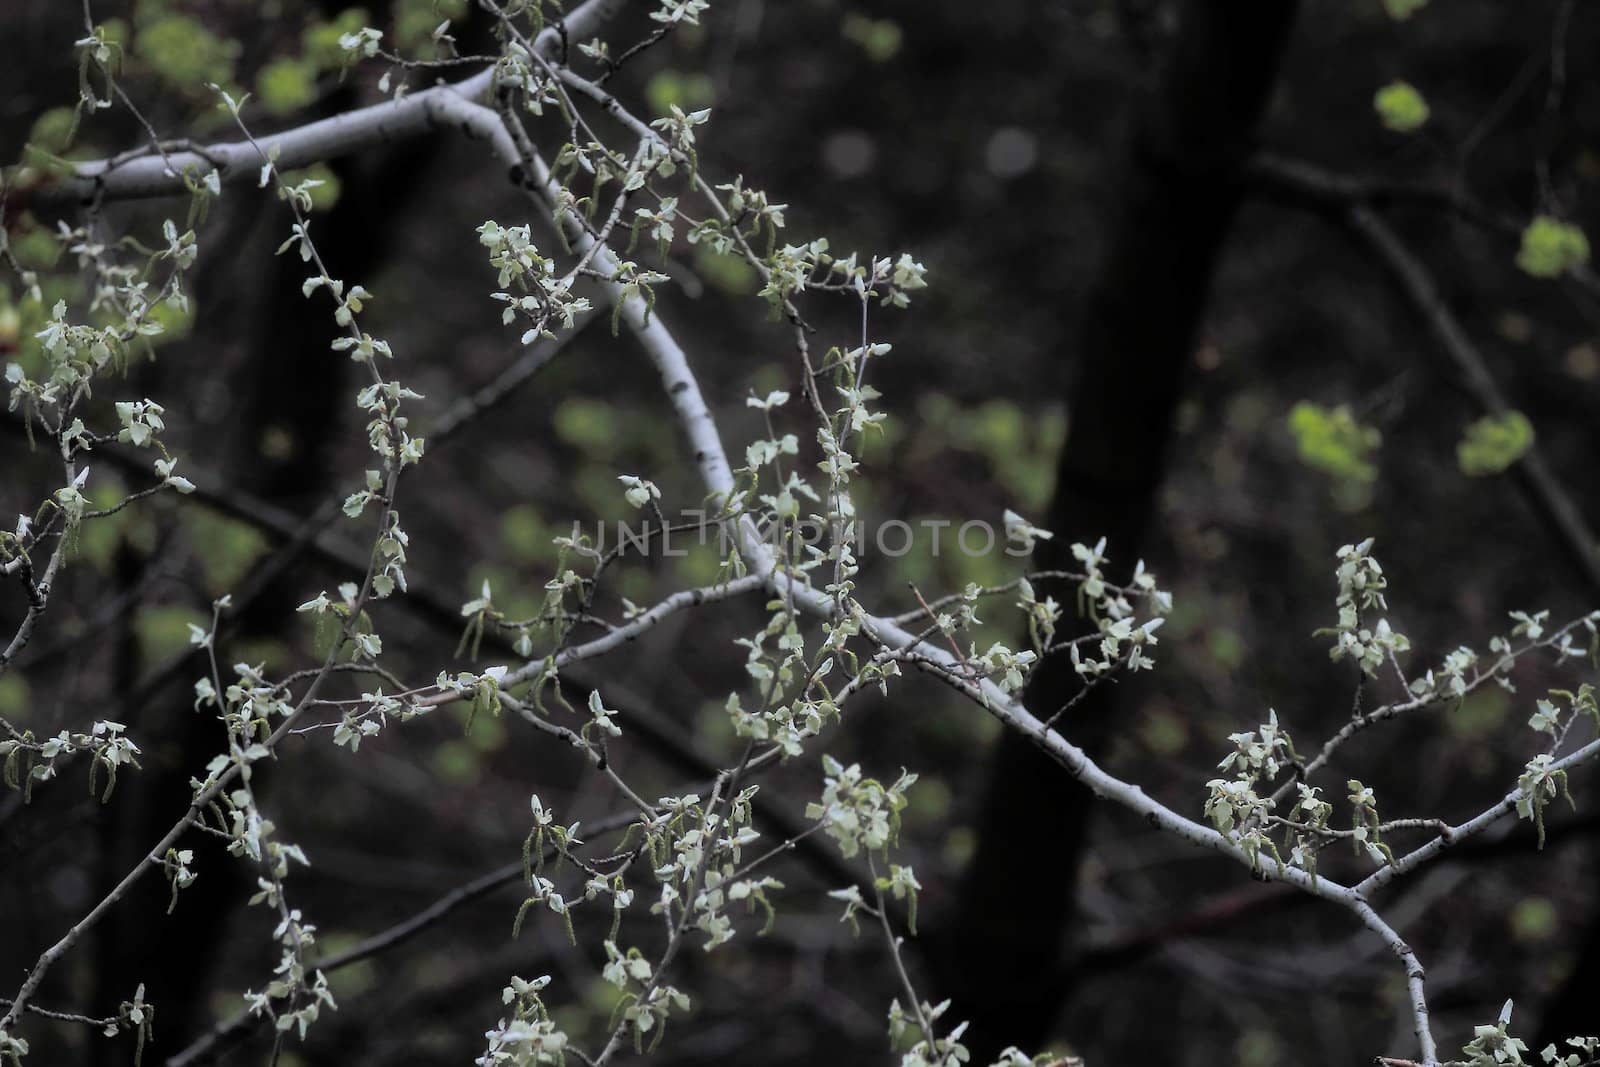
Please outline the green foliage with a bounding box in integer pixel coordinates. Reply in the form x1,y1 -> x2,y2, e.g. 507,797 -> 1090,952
0,675 -> 29,725
913,394 -> 1064,511
554,397 -> 619,454
970,399 -> 1025,464
692,245 -> 758,295
499,504 -> 551,563
1209,627 -> 1246,672
143,293 -> 196,344
256,57 -> 319,116
1287,401 -> 1380,485
1457,410 -> 1534,476
466,565 -> 539,628
465,706 -> 509,754
841,14 -> 903,62
304,9 -> 373,71
1449,685 -> 1510,741
317,937 -> 380,999
0,303 -> 18,355
644,70 -> 715,118
134,14 -> 239,92
431,737 -> 482,785
1516,215 -> 1590,279
1381,0 -> 1429,18
93,15 -> 129,50
395,0 -> 469,50
8,226 -> 62,272
1507,896 -> 1558,942
229,637 -> 291,676
1235,1030 -> 1284,1067
672,542 -> 725,587
134,605 -> 207,661
187,510 -> 269,594
27,108 -> 79,156
75,484 -> 131,572
1373,80 -> 1429,132
1138,704 -> 1189,757
280,163 -> 343,211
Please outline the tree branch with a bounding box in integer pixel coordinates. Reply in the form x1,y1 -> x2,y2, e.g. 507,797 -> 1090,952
164,809 -> 642,1066
21,0 -> 626,209
1249,155 -> 1600,597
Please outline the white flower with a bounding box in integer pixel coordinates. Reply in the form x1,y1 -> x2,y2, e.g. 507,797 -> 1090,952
618,475 -> 661,509
1002,509 -> 1053,552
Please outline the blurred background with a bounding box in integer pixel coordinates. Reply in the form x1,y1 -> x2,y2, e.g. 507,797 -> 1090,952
3,0 -> 1600,1064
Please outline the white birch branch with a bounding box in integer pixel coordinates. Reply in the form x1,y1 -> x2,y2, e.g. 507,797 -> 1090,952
28,0 -> 625,208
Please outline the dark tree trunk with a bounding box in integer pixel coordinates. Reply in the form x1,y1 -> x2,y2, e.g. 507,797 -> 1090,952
87,131 -> 440,1055
1534,904 -> 1600,1054
935,3 -> 1299,1059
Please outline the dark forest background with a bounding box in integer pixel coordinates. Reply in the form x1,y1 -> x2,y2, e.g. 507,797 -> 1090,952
4,1 -> 1600,1064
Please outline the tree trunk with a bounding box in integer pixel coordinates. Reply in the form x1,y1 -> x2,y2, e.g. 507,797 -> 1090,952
936,3 -> 1299,1059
